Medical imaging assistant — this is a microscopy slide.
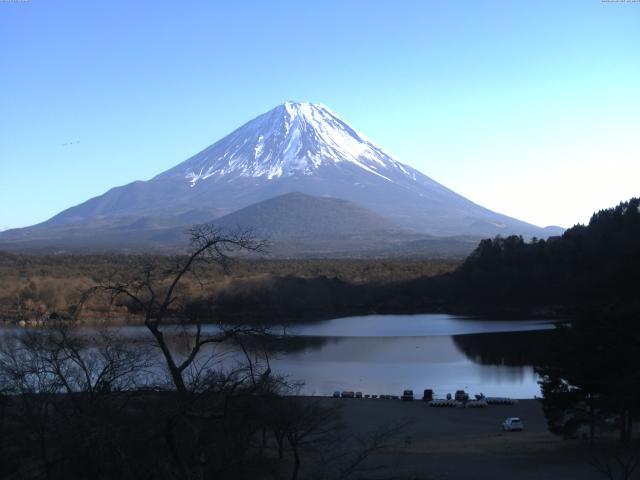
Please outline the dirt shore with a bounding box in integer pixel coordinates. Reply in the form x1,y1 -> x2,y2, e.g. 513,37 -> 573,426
325,398 -> 602,479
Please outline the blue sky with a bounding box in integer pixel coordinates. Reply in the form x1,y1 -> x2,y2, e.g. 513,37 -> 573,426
1,0 -> 638,230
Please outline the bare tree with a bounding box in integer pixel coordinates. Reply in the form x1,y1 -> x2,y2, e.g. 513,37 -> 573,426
0,322 -> 151,479
82,225 -> 268,398
76,225 -> 279,479
0,330 -> 66,479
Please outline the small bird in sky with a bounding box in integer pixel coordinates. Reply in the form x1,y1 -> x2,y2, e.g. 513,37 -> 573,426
61,141 -> 80,147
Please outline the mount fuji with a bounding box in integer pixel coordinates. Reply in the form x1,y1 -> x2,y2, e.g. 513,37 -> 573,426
0,102 -> 562,254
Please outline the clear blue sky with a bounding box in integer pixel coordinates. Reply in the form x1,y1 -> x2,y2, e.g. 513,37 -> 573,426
1,0 -> 638,230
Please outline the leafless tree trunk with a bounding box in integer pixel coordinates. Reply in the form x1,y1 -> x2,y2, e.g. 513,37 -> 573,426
0,322 -> 150,479
78,226 -> 273,480
82,225 -> 267,400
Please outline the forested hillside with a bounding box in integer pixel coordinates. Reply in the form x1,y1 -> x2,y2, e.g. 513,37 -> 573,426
409,197 -> 640,314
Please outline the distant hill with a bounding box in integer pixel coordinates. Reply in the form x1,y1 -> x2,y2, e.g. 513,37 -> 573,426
193,193 -> 482,258
211,192 -> 402,238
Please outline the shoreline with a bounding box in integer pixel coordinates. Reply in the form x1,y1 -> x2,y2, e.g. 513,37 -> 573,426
0,306 -> 571,328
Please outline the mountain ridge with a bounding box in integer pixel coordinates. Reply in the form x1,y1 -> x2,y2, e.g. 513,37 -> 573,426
1,101 -> 564,253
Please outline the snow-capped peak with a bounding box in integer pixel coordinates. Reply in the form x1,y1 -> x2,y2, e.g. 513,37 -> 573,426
165,102 -> 418,187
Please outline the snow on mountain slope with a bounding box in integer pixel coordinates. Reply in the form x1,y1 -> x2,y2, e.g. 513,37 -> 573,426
162,102 -> 413,185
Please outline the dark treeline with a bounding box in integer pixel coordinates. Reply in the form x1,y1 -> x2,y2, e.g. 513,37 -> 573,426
197,276 -> 379,323
394,197 -> 640,316
457,197 -> 640,309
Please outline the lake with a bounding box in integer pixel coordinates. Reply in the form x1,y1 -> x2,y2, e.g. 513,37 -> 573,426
0,314 -> 557,399
264,314 -> 555,399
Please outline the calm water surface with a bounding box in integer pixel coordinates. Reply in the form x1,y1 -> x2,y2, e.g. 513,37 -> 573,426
0,314 -> 556,399
268,314 -> 554,398
286,313 -> 553,336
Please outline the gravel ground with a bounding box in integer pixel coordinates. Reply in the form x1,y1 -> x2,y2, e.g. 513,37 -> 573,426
322,398 -> 603,480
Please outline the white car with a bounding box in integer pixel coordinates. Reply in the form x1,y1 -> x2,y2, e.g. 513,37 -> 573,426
502,417 -> 524,431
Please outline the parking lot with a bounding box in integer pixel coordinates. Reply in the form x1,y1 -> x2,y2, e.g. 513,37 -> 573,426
322,398 -> 602,479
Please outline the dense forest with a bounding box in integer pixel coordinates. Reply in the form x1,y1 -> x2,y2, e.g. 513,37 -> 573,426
0,256 -> 457,324
458,197 -> 640,308
393,197 -> 640,316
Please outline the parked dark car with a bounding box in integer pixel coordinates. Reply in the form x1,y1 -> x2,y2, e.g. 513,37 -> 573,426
402,390 -> 414,401
455,390 -> 469,402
